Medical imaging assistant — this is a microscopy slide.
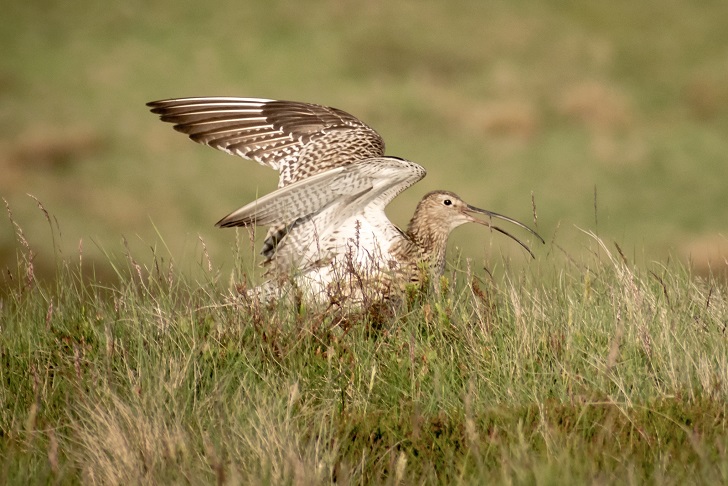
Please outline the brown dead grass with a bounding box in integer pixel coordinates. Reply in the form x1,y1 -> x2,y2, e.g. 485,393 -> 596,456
684,74 -> 728,120
682,234 -> 728,280
74,393 -> 193,484
419,83 -> 541,141
0,126 -> 102,195
557,80 -> 633,132
470,99 -> 540,139
554,80 -> 649,165
1,126 -> 103,173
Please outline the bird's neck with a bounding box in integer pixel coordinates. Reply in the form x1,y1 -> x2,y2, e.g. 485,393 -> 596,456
404,214 -> 450,276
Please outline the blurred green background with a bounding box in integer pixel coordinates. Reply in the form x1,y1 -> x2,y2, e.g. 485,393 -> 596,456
2,0 -> 727,284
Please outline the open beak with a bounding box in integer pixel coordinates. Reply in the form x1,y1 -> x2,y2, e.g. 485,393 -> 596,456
464,205 -> 545,258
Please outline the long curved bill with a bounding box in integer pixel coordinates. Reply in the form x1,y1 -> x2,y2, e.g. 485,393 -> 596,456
465,205 -> 545,258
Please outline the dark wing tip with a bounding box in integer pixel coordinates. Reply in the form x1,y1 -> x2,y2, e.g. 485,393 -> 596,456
215,219 -> 238,228
146,99 -> 170,111
147,98 -> 195,113
215,214 -> 257,228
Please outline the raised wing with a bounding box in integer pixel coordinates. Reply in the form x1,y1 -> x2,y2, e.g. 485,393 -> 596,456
216,157 -> 425,228
216,157 -> 426,271
147,97 -> 386,187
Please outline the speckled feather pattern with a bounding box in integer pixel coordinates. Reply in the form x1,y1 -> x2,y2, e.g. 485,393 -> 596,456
226,158 -> 427,274
147,98 -> 385,186
148,97 -> 542,302
148,97 -> 386,261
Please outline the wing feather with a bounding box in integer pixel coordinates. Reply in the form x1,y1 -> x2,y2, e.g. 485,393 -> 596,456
216,157 -> 425,232
217,157 -> 426,273
148,97 -> 385,186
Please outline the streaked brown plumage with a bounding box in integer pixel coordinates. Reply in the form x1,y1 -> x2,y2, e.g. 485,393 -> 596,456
148,97 -> 543,302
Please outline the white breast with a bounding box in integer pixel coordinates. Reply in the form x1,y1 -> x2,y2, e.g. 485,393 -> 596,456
290,211 -> 402,303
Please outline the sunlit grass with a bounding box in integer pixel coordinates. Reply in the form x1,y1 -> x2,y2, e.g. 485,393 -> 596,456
2,1 -> 728,482
2,205 -> 727,484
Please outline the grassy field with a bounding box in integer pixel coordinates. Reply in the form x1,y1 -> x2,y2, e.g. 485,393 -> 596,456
2,0 -> 728,483
2,217 -> 728,483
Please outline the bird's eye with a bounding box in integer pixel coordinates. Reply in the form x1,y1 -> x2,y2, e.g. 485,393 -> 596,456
443,199 -> 452,206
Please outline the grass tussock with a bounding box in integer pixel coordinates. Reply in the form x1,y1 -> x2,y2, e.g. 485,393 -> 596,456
2,208 -> 728,485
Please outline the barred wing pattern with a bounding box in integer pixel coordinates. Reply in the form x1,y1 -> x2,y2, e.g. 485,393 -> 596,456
147,97 -> 386,187
148,97 -> 389,260
216,157 -> 426,274
148,97 -> 543,302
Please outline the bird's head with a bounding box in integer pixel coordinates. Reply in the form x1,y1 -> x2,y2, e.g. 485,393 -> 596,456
410,190 -> 544,257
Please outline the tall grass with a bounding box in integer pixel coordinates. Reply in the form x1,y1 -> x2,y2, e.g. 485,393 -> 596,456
2,205 -> 727,484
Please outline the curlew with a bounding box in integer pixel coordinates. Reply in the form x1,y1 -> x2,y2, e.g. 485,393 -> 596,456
147,97 -> 544,303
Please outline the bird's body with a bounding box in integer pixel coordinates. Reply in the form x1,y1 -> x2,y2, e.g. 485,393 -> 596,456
148,97 -> 543,303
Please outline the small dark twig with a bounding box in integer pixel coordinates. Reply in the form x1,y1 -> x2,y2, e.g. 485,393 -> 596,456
649,270 -> 670,307
614,242 -> 628,266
